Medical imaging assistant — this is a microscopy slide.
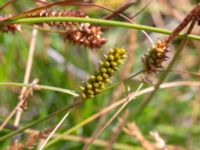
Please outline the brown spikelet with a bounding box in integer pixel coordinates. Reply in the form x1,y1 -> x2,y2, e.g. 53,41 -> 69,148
28,9 -> 86,30
0,15 -> 21,33
63,23 -> 106,48
141,40 -> 169,74
28,9 -> 106,48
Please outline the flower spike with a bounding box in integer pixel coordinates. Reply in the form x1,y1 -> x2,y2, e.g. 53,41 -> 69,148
81,48 -> 127,100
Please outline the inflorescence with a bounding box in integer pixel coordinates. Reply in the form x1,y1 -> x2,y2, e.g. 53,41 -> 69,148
141,40 -> 169,74
28,9 -> 106,48
0,9 -> 106,49
0,15 -> 21,33
80,48 -> 127,100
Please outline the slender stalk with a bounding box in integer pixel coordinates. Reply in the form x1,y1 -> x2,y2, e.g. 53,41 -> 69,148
0,70 -> 143,98
165,3 -> 200,44
14,28 -> 38,133
39,112 -> 70,150
0,100 -> 24,131
1,17 -> 200,41
0,82 -> 79,96
103,69 -> 144,92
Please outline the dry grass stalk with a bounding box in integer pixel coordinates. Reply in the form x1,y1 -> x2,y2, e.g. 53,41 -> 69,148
165,3 -> 200,44
17,79 -> 40,110
124,122 -> 156,150
38,111 -> 70,150
13,28 -> 38,135
106,110 -> 129,150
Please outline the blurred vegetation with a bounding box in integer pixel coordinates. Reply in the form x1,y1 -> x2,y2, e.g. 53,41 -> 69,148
0,0 -> 200,150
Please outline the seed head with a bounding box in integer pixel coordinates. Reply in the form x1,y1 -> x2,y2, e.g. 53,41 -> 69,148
141,40 -> 169,73
28,9 -> 106,48
81,48 -> 127,99
0,15 -> 21,33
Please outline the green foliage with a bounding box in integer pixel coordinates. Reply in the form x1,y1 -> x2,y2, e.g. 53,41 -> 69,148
0,1 -> 200,150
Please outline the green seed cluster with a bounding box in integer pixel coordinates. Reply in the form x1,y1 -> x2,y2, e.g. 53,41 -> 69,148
80,48 -> 127,99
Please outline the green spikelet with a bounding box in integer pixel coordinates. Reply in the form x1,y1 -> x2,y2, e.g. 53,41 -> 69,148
80,48 -> 127,100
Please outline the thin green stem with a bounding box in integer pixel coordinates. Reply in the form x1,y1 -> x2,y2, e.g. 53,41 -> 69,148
103,69 -> 144,92
0,82 -> 79,97
0,70 -> 143,98
2,17 -> 200,41
134,19 -> 197,118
